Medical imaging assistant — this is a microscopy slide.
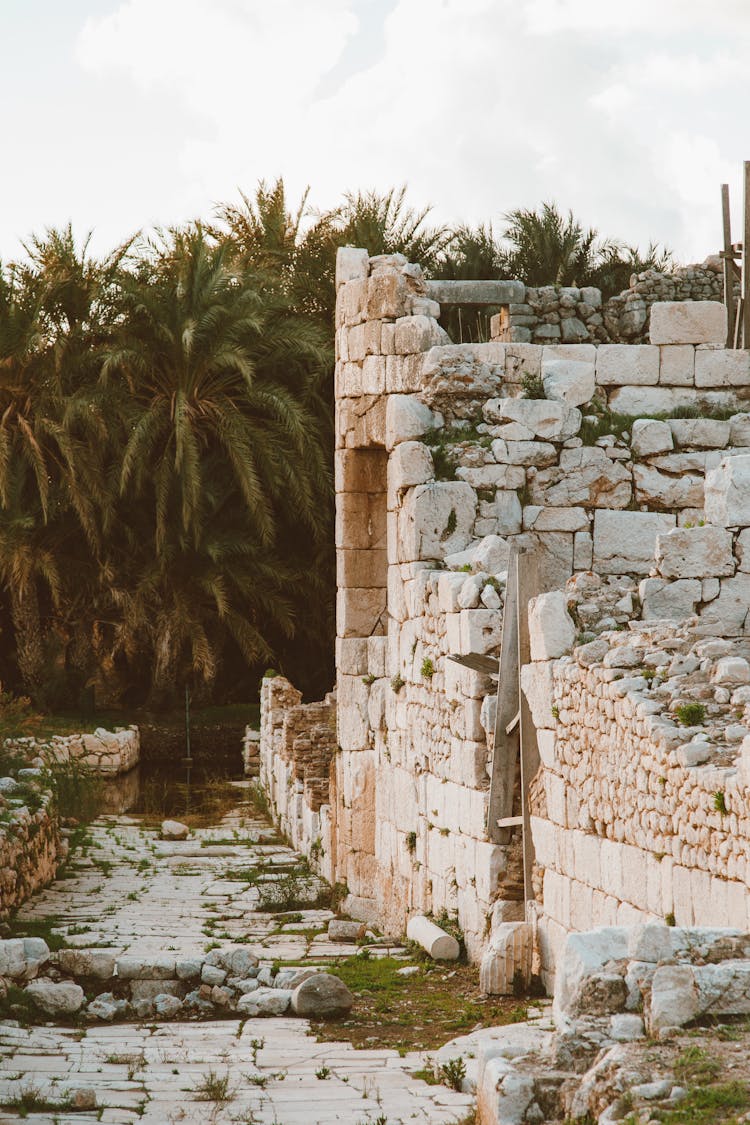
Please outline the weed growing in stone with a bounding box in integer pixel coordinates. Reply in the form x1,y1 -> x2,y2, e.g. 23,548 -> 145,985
675,702 -> 706,726
193,1069 -> 234,1102
439,1056 -> 466,1091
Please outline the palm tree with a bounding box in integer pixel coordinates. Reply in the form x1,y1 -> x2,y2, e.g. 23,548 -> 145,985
500,202 -> 600,288
100,224 -> 331,705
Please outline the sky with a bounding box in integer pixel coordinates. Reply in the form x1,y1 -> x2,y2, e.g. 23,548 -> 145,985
2,0 -> 750,264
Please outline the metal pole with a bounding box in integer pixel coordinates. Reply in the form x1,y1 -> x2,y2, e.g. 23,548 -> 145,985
185,684 -> 192,814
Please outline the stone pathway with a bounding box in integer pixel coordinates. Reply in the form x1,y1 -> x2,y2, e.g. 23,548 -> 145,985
0,783 -> 474,1123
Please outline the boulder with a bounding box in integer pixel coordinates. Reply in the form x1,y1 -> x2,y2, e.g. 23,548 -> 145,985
161,820 -> 189,840
57,949 -> 117,981
291,973 -> 354,1018
705,455 -> 750,526
87,992 -> 129,1022
554,928 -> 629,1019
26,979 -> 85,1016
236,987 -> 292,1016
593,510 -> 676,575
327,919 -> 366,943
154,993 -> 183,1018
648,964 -> 698,1032
655,525 -> 735,579
528,591 -> 576,660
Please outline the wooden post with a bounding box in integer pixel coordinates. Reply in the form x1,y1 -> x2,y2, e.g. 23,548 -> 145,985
743,161 -> 750,349
487,547 -> 520,842
722,184 -> 736,348
516,549 -> 542,904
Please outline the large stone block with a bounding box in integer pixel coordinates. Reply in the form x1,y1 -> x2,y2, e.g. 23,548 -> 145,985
385,394 -> 439,449
479,922 -> 533,995
336,246 -> 369,289
366,271 -> 409,320
659,344 -> 695,386
695,348 -> 750,388
649,301 -> 727,345
669,418 -> 730,448
520,660 -> 556,729
596,344 -> 660,386
335,448 -> 387,494
633,464 -> 704,510
696,573 -> 750,636
335,491 -> 387,550
528,591 -> 576,660
554,927 -> 629,1019
630,419 -> 673,457
483,397 -> 581,441
606,385 -> 682,416
533,446 -> 631,509
705,455 -> 750,526
541,357 -> 595,407
398,481 -> 476,561
394,315 -> 448,354
387,441 -> 433,506
639,577 -> 701,621
655,525 -> 735,579
336,588 -> 387,638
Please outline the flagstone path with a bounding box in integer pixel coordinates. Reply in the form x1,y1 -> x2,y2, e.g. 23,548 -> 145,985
0,782 -> 474,1124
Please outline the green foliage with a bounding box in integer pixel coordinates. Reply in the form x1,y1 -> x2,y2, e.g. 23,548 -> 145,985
439,1056 -> 467,1092
44,758 -> 102,822
390,674 -> 405,693
361,673 -> 376,686
675,1046 -> 722,1084
420,657 -> 435,679
675,702 -> 706,727
521,371 -> 545,399
714,790 -> 729,815
192,1069 -> 234,1102
406,830 -> 417,855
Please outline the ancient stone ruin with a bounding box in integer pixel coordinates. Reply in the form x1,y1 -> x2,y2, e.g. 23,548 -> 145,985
260,245 -> 750,1003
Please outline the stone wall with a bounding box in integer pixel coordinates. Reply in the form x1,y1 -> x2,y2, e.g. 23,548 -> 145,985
259,245 -> 750,982
500,258 -> 738,347
0,725 -> 140,918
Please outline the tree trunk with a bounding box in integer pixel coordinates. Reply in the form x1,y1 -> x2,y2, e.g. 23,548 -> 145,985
148,622 -> 180,710
10,580 -> 45,698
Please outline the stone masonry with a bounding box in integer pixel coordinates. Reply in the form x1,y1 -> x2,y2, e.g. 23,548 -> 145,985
259,246 -> 750,991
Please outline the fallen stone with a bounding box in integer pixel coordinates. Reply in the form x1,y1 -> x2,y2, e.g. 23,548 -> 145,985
291,973 -> 354,1018
25,979 -> 85,1016
648,964 -> 698,1032
236,986 -> 292,1017
406,915 -> 461,960
161,819 -> 189,840
327,919 -> 366,943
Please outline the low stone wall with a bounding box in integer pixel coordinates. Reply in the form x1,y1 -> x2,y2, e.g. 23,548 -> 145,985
4,726 -> 140,777
0,725 -> 139,918
501,258 -> 737,346
259,677 -> 336,883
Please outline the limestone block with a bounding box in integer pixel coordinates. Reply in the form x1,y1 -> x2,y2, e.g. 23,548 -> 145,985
542,359 -> 595,407
335,491 -> 386,550
554,927 -> 629,1018
335,447 -> 387,494
336,246 -> 369,289
695,348 -> 750,388
398,481 -> 476,561
520,661 -> 556,729
339,278 -> 367,326
25,980 -> 85,1016
596,344 -> 659,386
533,446 -> 631,509
649,301 -> 727,345
574,530 -> 593,570
697,576 -> 750,639
438,571 -> 468,613
387,441 -> 434,505
607,385 -> 682,416
483,397 -> 582,440
386,353 -> 424,393
528,591 -> 576,660
660,344 -> 695,386
361,354 -> 386,394
694,961 -> 750,1017
394,315 -> 449,354
385,395 -> 440,450
479,922 -> 533,995
337,547 -> 387,588
639,577 -> 701,621
472,535 -> 510,573
456,463 -> 525,489
705,455 -> 750,526
459,609 -> 502,655
496,440 -> 557,467
523,506 -> 589,532
366,271 -> 409,320
669,419 -> 730,450
648,964 -> 698,1032
336,588 -> 387,638
630,419 -> 673,457
336,637 -> 369,675
406,915 -> 460,960
495,490 -> 523,535
633,464 -> 704,510
713,656 -> 750,685
731,414 -> 750,446
655,525 -> 734,579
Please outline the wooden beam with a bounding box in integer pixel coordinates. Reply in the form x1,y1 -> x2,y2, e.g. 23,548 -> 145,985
722,183 -> 736,347
486,547 -> 520,842
516,548 -> 543,905
743,162 -> 750,349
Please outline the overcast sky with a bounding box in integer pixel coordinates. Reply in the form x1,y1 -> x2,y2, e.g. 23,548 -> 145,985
2,0 -> 750,264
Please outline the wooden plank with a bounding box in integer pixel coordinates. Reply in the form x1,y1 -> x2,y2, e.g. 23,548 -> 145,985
486,547 -> 520,842
497,816 -> 523,829
448,653 -> 499,675
722,183 -> 736,348
516,548 -> 543,904
743,162 -> 750,349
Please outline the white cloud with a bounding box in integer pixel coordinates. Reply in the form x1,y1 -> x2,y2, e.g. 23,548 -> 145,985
2,0 -> 747,262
